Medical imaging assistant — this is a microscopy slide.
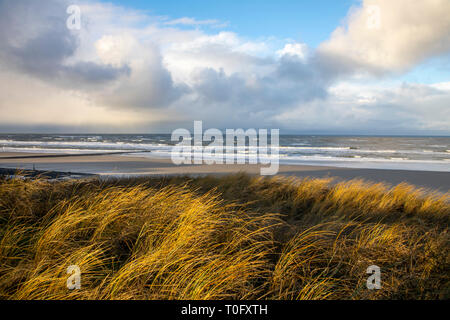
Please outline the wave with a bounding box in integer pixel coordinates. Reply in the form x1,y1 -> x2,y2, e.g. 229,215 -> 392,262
0,140 -> 172,152
2,140 -> 450,158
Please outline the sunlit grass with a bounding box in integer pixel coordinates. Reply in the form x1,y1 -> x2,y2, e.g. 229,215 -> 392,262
0,173 -> 448,300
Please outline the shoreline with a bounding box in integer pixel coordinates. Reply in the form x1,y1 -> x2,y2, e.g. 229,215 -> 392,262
0,150 -> 152,160
1,151 -> 449,191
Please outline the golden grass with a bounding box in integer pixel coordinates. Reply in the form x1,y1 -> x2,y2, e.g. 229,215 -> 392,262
0,173 -> 448,300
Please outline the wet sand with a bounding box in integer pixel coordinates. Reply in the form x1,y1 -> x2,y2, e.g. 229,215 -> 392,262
1,152 -> 449,191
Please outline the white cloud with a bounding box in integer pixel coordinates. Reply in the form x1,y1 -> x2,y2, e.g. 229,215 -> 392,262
276,43 -> 308,60
318,0 -> 450,74
95,34 -> 138,67
275,81 -> 450,133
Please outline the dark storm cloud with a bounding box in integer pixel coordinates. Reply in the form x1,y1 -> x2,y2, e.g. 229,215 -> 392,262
0,0 -> 128,87
191,55 -> 329,117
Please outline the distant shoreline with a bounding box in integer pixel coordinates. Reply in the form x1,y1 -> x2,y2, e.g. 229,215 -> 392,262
1,151 -> 449,192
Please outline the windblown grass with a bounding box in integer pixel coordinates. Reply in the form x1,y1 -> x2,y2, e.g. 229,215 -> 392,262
0,173 -> 448,300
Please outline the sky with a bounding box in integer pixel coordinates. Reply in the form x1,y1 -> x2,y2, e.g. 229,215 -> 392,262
99,0 -> 356,46
0,0 -> 449,135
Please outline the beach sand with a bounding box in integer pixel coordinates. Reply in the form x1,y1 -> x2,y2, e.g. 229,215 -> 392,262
1,152 -> 449,191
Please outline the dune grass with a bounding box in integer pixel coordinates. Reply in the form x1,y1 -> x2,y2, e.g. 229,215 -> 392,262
0,173 -> 448,300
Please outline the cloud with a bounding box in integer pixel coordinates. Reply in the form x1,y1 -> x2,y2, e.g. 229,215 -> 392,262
318,0 -> 450,75
0,70 -> 152,131
276,43 -> 308,60
96,41 -> 188,110
164,17 -> 227,28
0,0 -> 184,109
0,0 -> 129,88
0,0 -> 448,134
274,81 -> 450,134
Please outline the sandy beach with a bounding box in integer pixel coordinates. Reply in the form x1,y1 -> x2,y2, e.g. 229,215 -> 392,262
1,152 -> 449,191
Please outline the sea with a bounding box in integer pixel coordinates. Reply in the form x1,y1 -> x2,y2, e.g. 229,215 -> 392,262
0,134 -> 449,172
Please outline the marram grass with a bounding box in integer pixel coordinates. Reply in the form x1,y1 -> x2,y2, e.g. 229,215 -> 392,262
0,173 -> 448,300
